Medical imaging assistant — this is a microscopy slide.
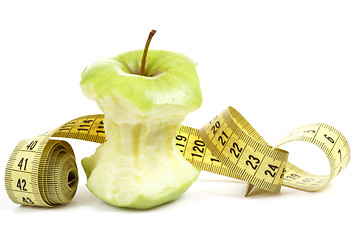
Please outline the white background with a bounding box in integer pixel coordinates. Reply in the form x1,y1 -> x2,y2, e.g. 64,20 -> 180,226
0,0 -> 359,239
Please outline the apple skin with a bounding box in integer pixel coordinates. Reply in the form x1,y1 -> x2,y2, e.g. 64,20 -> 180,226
80,50 -> 202,209
81,50 -> 202,113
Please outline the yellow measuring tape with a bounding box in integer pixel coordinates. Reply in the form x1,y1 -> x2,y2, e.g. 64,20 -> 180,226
5,106 -> 351,207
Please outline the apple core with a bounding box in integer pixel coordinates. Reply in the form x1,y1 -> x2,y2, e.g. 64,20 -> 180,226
80,30 -> 202,209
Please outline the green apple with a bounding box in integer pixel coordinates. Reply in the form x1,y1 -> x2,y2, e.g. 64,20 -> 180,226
80,30 -> 202,209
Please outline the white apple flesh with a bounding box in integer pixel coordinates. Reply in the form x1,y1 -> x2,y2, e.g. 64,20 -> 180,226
81,94 -> 200,209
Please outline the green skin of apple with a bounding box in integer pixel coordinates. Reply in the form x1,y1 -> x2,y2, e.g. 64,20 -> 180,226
80,50 -> 202,209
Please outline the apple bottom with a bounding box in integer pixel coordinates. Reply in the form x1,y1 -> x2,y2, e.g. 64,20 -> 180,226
82,142 -> 200,209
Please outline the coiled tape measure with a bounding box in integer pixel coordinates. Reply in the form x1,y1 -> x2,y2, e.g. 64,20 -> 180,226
5,106 -> 351,207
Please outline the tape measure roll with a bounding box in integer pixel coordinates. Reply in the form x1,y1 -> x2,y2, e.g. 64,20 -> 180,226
5,107 -> 351,207
5,133 -> 78,206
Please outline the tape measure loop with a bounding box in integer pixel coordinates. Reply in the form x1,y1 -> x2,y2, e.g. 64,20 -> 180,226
198,107 -> 289,194
274,123 -> 351,192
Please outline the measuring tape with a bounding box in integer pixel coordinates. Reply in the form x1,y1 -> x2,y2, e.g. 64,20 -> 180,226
5,107 -> 351,207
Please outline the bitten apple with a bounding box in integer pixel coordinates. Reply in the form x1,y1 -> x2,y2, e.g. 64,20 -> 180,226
80,30 -> 202,209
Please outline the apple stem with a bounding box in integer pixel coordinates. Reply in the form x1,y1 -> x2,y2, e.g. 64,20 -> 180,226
140,29 -> 157,76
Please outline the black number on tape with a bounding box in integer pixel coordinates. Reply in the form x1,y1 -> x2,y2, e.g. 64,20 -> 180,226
26,140 -> 37,151
18,158 -> 28,171
192,140 -> 206,158
264,164 -> 279,178
324,134 -> 335,143
218,131 -> 229,146
230,143 -> 243,158
16,179 -> 27,191
22,197 -> 34,204
246,155 -> 260,170
211,121 -> 220,134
